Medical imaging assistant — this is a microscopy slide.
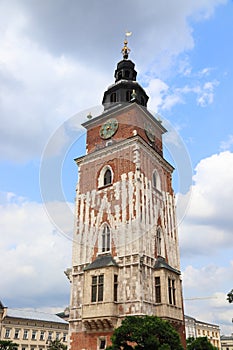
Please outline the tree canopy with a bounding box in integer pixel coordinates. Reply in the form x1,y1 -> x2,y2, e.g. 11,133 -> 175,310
227,289 -> 233,303
106,315 -> 183,350
0,341 -> 18,350
47,340 -> 67,350
186,337 -> 218,350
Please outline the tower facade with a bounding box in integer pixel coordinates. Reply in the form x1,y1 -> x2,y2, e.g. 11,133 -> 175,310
69,40 -> 186,350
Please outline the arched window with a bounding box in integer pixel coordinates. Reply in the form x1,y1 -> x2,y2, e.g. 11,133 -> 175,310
102,224 -> 111,252
110,92 -> 116,103
98,165 -> 113,188
124,70 -> 130,78
104,169 -> 112,186
152,170 -> 161,191
156,228 -> 162,256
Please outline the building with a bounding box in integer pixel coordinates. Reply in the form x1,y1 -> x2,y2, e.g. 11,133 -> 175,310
185,315 -> 221,349
221,335 -> 233,350
68,37 -> 186,350
0,301 -> 68,350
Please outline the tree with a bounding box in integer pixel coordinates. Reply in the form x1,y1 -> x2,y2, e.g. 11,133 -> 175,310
187,337 -> 218,350
47,340 -> 67,350
227,289 -> 233,303
0,340 -> 18,350
106,315 -> 183,350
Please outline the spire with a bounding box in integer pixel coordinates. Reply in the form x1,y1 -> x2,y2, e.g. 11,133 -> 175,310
121,32 -> 132,60
102,33 -> 149,110
121,32 -> 132,59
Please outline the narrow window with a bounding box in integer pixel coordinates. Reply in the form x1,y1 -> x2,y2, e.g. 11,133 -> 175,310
91,275 -> 104,302
99,339 -> 106,349
168,277 -> 176,305
152,170 -> 161,191
56,332 -> 60,340
104,169 -> 112,186
32,330 -> 37,340
114,275 -> 118,302
155,277 -> 161,303
23,330 -> 28,340
126,90 -> 132,101
156,228 -> 162,256
48,332 -> 52,341
91,276 -> 97,302
14,329 -> 20,339
102,224 -> 110,252
110,92 -> 116,103
5,329 -> 10,338
172,279 -> 176,305
40,331 -> 44,341
124,70 -> 130,78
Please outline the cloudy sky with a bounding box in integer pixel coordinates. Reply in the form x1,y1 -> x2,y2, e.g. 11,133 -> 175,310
1,0 -> 233,335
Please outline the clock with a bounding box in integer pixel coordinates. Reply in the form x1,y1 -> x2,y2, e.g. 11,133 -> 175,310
99,118 -> 118,139
144,122 -> 155,143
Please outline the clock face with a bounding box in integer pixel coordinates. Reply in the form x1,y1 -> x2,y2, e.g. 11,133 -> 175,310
144,122 -> 155,142
100,118 -> 118,139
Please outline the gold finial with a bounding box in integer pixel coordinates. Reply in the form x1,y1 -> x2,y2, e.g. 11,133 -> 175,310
121,31 -> 132,59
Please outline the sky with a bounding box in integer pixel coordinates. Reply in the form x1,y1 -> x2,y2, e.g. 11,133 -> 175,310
0,0 -> 233,335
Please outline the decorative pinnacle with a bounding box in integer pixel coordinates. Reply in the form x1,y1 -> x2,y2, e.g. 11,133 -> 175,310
121,31 -> 132,59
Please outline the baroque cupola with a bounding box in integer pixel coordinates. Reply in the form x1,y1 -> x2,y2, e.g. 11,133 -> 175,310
102,36 -> 149,110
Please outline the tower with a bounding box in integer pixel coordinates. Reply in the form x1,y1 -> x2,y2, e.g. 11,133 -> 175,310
68,38 -> 186,350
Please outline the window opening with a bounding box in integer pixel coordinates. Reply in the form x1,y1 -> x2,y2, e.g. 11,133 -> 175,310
124,70 -> 130,78
32,330 -> 37,340
114,275 -> 118,302
110,92 -> 116,103
14,329 -> 20,339
156,228 -> 162,256
5,329 -> 10,338
91,275 -> 104,302
23,330 -> 28,340
152,170 -> 161,191
168,277 -> 176,305
155,276 -> 161,303
104,169 -> 112,186
126,90 -> 132,101
102,224 -> 110,252
99,339 -> 106,349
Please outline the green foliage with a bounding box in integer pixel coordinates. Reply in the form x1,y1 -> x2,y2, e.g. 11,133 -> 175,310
0,340 -> 18,350
106,315 -> 183,350
227,289 -> 233,303
47,340 -> 67,350
187,337 -> 218,350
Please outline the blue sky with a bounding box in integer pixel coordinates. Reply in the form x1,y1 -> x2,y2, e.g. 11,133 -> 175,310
0,0 -> 233,335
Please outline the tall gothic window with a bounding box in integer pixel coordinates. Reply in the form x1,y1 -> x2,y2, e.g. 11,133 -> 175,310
114,274 -> 118,302
104,169 -> 112,186
91,275 -> 104,302
155,276 -> 161,303
168,277 -> 176,305
102,224 -> 110,252
156,228 -> 162,256
152,169 -> 161,191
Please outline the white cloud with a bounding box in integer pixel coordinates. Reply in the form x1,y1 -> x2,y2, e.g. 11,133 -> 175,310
178,152 -> 233,333
220,135 -> 233,151
0,192 -> 71,308
0,0 -> 227,162
179,151 -> 233,256
183,264 -> 233,334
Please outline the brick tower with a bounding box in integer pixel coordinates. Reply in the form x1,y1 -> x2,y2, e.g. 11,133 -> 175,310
68,38 -> 186,349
